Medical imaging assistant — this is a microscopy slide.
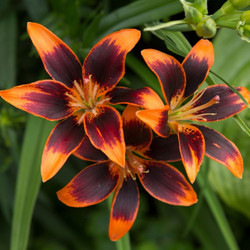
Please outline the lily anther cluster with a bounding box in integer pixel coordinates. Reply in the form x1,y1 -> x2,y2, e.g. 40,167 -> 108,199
1,22 -> 249,241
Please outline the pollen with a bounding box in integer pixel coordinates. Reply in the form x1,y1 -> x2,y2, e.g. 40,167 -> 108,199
169,89 -> 220,122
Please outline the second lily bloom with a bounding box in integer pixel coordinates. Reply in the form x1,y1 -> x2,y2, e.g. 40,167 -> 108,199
110,39 -> 250,183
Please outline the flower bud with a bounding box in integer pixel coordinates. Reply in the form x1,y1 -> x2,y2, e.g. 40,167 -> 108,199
196,17 -> 217,38
229,0 -> 250,10
180,0 -> 203,25
237,10 -> 250,41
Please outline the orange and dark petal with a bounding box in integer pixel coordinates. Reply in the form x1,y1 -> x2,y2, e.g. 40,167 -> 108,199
176,123 -> 205,183
138,160 -> 197,205
182,39 -> 214,99
84,105 -> 125,167
194,125 -> 243,178
41,117 -> 85,182
141,49 -> 186,109
0,80 -> 75,120
27,23 -> 82,88
108,86 -> 165,109
136,108 -> 170,137
73,135 -> 108,162
143,134 -> 181,162
122,105 -> 152,152
83,29 -> 141,96
109,175 -> 139,241
191,85 -> 250,121
57,161 -> 119,207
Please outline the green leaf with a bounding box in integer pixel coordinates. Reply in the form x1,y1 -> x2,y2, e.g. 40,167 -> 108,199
10,116 -> 55,250
0,11 -> 17,88
97,0 -> 183,37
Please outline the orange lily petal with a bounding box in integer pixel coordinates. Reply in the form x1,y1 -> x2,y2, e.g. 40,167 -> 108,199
57,161 -> 119,207
0,80 -> 74,120
83,29 -> 141,96
136,107 -> 170,137
141,49 -> 186,109
109,176 -> 139,241
27,22 -> 82,88
194,125 -> 243,178
73,135 -> 108,162
138,160 -> 197,205
189,85 -> 250,122
108,86 -> 165,109
175,123 -> 205,183
41,117 -> 85,182
143,134 -> 181,162
84,105 -> 125,167
182,39 -> 214,99
122,105 -> 152,152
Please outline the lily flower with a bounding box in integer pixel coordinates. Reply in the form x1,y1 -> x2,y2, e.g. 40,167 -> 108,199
57,105 -> 197,241
109,40 -> 250,183
0,22 -> 142,182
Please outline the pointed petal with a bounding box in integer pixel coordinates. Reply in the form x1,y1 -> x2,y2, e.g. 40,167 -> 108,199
122,105 -> 152,152
194,125 -> 243,178
182,39 -> 214,99
83,29 -> 141,96
143,134 -> 181,162
109,176 -> 139,241
27,22 -> 82,88
175,123 -> 205,183
108,86 -> 165,109
41,117 -> 85,182
0,80 -> 74,120
57,161 -> 119,207
84,105 -> 125,167
141,49 -> 186,109
73,135 -> 108,162
136,108 -> 170,137
138,160 -> 197,205
190,85 -> 250,122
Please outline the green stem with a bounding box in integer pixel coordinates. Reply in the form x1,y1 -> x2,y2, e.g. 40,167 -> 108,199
210,70 -> 250,107
107,195 -> 131,250
233,115 -> 250,136
144,20 -> 188,31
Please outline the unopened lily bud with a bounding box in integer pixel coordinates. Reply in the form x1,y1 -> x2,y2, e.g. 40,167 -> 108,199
180,0 -> 203,25
229,0 -> 250,10
196,17 -> 217,38
237,11 -> 250,40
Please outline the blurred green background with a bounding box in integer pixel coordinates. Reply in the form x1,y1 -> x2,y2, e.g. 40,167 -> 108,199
0,0 -> 249,249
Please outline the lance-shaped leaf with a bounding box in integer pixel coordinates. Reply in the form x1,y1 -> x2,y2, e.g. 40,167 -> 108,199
190,85 -> 250,121
194,125 -> 243,178
141,49 -> 186,109
83,29 -> 141,96
122,105 -> 152,152
84,105 -> 125,167
175,123 -> 205,183
27,22 -> 82,88
136,107 -> 170,137
0,80 -> 74,120
138,160 -> 197,205
41,117 -> 85,182
108,86 -> 165,109
182,39 -> 214,99
57,162 -> 119,207
109,176 -> 139,241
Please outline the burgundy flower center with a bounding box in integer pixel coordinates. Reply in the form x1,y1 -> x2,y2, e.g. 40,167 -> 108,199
65,75 -> 110,123
109,149 -> 148,181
